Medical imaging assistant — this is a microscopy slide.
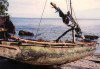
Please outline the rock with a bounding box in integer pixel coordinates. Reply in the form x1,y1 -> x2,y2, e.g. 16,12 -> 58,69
18,30 -> 34,36
84,35 -> 99,40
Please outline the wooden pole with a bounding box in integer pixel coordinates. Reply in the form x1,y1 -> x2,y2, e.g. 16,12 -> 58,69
70,0 -> 75,43
56,28 -> 73,42
11,36 -> 76,46
72,29 -> 75,43
70,0 -> 72,15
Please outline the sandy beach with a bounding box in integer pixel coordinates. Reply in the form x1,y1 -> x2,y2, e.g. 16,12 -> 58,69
0,55 -> 100,69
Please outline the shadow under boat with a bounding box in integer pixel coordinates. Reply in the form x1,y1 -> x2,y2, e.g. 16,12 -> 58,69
0,57 -> 61,69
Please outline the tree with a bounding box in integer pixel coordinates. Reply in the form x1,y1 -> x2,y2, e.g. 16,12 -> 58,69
0,0 -> 9,16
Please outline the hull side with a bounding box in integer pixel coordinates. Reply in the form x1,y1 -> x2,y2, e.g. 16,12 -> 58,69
0,45 -> 96,65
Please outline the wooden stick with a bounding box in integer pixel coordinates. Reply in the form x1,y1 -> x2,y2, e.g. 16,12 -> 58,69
11,36 -> 77,46
0,44 -> 19,50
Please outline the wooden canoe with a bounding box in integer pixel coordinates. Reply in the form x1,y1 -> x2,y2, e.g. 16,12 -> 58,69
0,41 -> 97,65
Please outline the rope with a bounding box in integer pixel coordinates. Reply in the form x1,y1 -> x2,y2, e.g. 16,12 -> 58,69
35,0 -> 48,39
72,7 -> 78,24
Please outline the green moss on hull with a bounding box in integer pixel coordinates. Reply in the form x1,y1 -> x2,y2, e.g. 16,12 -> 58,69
16,46 -> 96,65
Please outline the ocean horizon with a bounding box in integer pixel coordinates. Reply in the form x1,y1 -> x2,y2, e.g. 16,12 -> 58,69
11,17 -> 100,20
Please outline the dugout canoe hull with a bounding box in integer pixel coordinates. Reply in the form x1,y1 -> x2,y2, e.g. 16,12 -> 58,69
0,42 -> 97,65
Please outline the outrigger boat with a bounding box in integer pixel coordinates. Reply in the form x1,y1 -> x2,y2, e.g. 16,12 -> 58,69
0,0 -> 98,65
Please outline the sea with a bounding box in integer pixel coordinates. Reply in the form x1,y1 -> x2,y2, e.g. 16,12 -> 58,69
11,18 -> 100,40
11,18 -> 100,54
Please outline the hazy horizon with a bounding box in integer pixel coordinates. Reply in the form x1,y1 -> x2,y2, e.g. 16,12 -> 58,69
11,17 -> 100,20
8,0 -> 100,19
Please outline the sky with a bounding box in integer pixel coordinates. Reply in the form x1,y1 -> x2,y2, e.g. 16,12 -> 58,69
8,0 -> 100,19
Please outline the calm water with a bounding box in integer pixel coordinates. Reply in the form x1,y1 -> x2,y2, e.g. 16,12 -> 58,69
11,18 -> 100,40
